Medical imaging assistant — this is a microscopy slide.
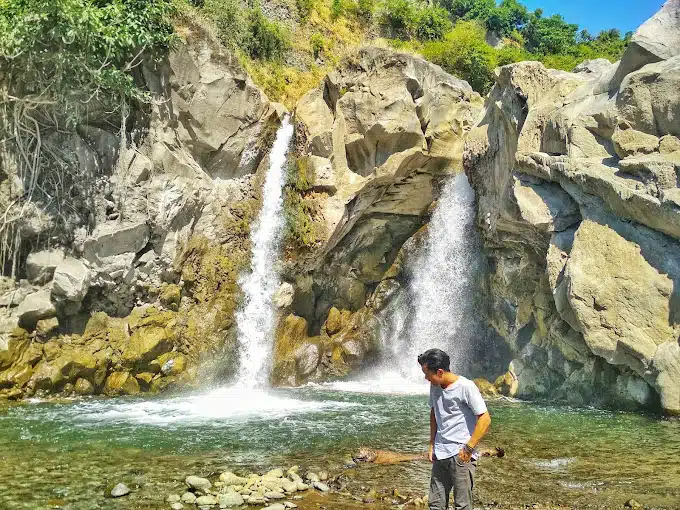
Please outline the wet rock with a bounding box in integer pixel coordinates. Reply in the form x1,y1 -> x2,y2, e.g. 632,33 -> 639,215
305,472 -> 319,483
218,492 -> 244,507
312,482 -> 329,492
186,475 -> 212,491
103,372 -> 140,396
219,472 -> 248,486
171,503 -> 184,510
195,494 -> 218,506
262,504 -> 286,510
74,378 -> 94,395
181,492 -> 197,503
109,483 -> 130,497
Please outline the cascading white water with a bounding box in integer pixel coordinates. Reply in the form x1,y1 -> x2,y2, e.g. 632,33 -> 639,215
378,172 -> 482,384
235,116 -> 294,387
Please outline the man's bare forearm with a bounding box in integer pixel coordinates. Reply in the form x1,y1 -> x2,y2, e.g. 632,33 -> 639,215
467,411 -> 491,449
429,408 -> 437,444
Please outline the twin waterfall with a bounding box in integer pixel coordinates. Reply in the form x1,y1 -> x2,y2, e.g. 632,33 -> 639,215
234,117 -> 479,387
235,117 -> 294,387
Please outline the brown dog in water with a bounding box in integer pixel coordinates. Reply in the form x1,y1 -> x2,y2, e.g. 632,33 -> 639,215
352,446 -> 505,464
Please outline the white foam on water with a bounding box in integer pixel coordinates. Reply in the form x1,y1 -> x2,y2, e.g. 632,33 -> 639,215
70,387 -> 359,427
235,116 -> 294,388
309,371 -> 430,395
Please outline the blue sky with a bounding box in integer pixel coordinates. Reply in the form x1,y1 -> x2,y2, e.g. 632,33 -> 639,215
520,0 -> 664,36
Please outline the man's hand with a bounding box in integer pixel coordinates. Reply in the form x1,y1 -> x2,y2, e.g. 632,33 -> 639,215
457,447 -> 472,463
428,443 -> 434,463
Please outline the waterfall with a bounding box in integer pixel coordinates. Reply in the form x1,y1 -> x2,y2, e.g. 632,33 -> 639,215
235,116 -> 294,387
380,172 -> 483,381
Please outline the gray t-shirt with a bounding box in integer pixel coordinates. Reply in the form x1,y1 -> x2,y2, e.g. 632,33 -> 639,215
429,376 -> 488,460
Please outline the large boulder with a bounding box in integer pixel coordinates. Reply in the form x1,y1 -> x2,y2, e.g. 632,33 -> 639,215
52,257 -> 91,303
611,0 -> 680,90
16,290 -> 56,329
26,249 -> 65,284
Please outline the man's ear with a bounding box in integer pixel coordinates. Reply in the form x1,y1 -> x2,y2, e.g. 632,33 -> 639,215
436,368 -> 444,377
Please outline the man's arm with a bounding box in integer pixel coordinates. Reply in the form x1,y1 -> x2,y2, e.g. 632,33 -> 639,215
428,407 -> 436,462
458,411 -> 491,462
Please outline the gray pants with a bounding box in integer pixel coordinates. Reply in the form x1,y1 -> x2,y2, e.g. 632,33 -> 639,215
429,455 -> 477,510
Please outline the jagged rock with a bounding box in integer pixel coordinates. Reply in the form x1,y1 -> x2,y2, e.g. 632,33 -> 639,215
294,343 -> 320,378
35,317 -> 59,338
52,257 -> 91,303
464,3 -> 680,414
16,290 -> 56,329
122,327 -> 173,367
83,221 -> 150,263
108,483 -> 130,498
273,283 -> 295,309
26,249 -> 65,284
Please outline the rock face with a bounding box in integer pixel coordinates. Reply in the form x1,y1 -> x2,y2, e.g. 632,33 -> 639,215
271,48 -> 483,383
464,1 -> 680,414
286,48 -> 482,336
0,20 -> 281,399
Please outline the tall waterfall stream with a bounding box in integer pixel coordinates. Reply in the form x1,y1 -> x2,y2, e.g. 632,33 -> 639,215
235,116 -> 293,387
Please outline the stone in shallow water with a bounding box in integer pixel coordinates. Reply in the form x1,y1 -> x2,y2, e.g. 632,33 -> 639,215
218,492 -> 244,508
305,472 -> 319,483
167,494 -> 181,503
312,482 -> 329,492
262,504 -> 286,510
283,502 -> 298,509
109,483 -> 130,497
195,494 -> 218,506
171,503 -> 184,510
186,475 -> 212,491
181,492 -> 197,503
264,468 -> 284,479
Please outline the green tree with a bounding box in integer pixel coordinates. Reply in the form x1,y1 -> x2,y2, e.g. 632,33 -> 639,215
440,0 -> 495,22
415,5 -> 452,41
523,13 -> 578,54
246,7 -> 290,60
384,0 -> 419,35
486,0 -> 528,36
422,20 -> 496,93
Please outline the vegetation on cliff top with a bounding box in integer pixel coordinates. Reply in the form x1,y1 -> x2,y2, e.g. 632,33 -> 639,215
186,0 -> 631,103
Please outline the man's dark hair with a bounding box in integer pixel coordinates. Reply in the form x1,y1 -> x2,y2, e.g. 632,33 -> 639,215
417,348 -> 450,372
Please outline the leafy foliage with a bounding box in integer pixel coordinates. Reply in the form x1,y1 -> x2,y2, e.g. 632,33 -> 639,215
246,7 -> 290,61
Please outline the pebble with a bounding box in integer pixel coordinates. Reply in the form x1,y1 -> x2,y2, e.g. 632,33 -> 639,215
171,503 -> 184,510
109,483 -> 130,497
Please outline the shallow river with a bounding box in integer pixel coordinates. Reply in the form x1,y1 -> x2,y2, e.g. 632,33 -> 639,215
1,379 -> 679,509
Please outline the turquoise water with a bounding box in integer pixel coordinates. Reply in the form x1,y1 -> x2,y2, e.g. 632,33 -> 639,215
1,386 -> 679,509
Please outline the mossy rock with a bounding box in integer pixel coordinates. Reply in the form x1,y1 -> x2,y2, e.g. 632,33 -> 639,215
159,284 -> 181,311
0,364 -> 34,389
74,378 -> 94,395
104,372 -> 140,396
474,378 -> 499,398
122,327 -> 173,368
0,329 -> 30,371
135,372 -> 155,390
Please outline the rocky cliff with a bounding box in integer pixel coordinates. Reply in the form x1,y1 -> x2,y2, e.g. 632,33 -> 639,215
464,0 -> 680,415
2,2 -> 680,417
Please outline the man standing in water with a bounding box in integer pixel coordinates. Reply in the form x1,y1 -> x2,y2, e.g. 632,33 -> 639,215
418,348 -> 491,510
